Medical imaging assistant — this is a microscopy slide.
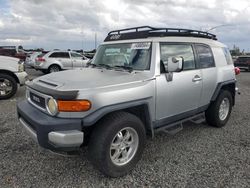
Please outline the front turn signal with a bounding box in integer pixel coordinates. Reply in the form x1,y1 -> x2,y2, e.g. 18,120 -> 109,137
58,100 -> 91,112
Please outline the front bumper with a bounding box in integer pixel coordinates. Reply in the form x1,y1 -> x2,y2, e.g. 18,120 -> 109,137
17,100 -> 84,151
15,71 -> 28,85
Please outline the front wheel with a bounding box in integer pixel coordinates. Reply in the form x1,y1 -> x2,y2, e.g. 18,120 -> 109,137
205,90 -> 233,127
0,73 -> 18,99
88,111 -> 146,177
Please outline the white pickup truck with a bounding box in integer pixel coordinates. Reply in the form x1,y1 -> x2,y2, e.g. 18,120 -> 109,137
0,55 -> 28,99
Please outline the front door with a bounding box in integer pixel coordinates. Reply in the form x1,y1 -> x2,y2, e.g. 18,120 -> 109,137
70,52 -> 85,68
156,43 -> 203,126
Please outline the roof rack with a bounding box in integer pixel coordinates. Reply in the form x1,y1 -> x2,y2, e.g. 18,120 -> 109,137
104,26 -> 217,41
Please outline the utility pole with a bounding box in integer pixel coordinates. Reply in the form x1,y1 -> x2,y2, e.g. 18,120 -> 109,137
94,32 -> 97,50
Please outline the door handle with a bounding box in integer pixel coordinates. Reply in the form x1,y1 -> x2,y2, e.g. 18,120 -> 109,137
192,75 -> 202,82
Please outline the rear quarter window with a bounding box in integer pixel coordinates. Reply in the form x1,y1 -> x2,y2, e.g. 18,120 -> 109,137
223,48 -> 233,65
195,44 -> 215,68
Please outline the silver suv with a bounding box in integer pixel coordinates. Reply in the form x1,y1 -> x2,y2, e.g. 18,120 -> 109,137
33,50 -> 89,73
17,26 -> 237,177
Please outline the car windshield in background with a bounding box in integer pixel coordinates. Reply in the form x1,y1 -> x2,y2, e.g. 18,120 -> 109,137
91,42 -> 151,71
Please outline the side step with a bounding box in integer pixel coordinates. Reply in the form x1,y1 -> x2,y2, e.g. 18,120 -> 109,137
155,112 -> 206,135
163,122 -> 183,135
190,113 -> 206,124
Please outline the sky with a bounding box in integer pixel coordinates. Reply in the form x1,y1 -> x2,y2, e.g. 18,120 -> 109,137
0,0 -> 250,51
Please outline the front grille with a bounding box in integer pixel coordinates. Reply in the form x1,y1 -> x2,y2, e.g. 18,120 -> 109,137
30,92 -> 46,109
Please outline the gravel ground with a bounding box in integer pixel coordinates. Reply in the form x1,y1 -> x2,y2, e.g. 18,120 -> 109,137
0,69 -> 250,188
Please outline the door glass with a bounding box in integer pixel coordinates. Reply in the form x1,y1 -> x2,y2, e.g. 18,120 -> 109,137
160,44 -> 196,72
71,52 -> 83,58
49,52 -> 70,58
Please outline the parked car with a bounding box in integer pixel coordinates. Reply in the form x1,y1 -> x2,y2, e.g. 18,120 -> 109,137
234,56 -> 250,71
33,50 -> 89,73
0,46 -> 27,61
17,26 -> 238,177
0,56 -> 28,99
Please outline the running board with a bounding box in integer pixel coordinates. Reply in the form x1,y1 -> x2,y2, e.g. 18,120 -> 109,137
155,112 -> 205,135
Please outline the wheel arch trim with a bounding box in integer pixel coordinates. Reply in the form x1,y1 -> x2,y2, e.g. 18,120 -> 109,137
0,69 -> 19,83
82,98 -> 154,136
211,79 -> 236,102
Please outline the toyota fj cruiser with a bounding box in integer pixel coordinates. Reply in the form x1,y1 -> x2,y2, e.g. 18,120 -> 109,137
17,26 -> 237,177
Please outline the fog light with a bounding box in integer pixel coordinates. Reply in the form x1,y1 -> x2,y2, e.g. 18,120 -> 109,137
47,98 -> 58,115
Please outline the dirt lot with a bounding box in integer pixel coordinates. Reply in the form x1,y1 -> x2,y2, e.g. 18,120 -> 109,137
0,69 -> 250,188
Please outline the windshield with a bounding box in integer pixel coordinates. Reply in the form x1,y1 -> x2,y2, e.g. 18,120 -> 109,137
91,42 -> 151,71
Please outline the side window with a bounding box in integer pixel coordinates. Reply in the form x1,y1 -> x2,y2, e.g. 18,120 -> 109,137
71,52 -> 83,58
49,52 -> 59,58
195,44 -> 215,68
49,52 -> 69,58
59,52 -> 70,58
160,44 -> 196,72
222,48 -> 233,65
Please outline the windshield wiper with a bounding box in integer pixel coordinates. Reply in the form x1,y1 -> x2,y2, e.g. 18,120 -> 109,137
96,64 -> 112,69
86,62 -> 95,67
87,63 -> 112,70
114,65 -> 133,72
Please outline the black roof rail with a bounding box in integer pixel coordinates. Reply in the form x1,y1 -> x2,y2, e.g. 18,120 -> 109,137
104,26 -> 217,41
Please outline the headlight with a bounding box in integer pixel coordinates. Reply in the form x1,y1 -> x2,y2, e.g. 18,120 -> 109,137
47,98 -> 58,116
18,63 -> 24,72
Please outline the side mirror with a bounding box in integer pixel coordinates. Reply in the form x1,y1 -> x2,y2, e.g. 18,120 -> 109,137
166,57 -> 183,72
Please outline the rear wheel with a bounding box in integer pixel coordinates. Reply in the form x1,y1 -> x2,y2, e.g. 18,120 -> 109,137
205,90 -> 233,127
88,111 -> 146,177
0,73 -> 18,99
48,65 -> 60,73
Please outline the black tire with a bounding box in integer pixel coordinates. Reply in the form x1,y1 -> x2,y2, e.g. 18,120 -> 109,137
0,73 -> 18,99
48,65 -> 60,73
88,111 -> 146,177
205,90 -> 233,127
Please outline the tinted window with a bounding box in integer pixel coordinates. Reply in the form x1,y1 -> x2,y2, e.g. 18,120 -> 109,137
160,44 -> 196,72
223,48 -> 233,65
49,52 -> 69,58
195,45 -> 215,68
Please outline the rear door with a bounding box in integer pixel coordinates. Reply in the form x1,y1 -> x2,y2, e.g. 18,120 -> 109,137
49,52 -> 72,69
194,44 -> 217,107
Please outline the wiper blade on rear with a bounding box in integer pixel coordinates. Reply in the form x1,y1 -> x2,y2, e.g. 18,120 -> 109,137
114,65 -> 133,72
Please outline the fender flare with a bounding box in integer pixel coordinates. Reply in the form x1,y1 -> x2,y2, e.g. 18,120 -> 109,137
211,79 -> 236,101
82,98 -> 154,136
